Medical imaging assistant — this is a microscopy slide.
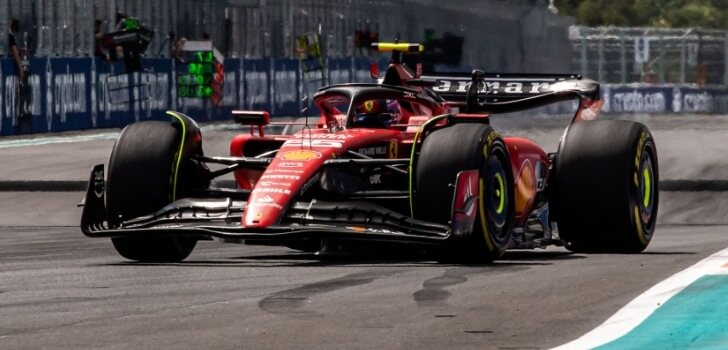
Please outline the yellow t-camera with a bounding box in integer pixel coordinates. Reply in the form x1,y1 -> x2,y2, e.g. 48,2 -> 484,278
371,42 -> 424,53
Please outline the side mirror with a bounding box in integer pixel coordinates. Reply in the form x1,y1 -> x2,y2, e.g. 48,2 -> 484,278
370,62 -> 380,79
300,96 -> 309,115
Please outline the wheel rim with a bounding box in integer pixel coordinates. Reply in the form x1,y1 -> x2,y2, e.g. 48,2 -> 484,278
485,154 -> 509,235
638,145 -> 656,226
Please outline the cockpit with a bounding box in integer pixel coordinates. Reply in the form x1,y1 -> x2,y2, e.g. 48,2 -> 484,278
313,84 -> 440,131
352,99 -> 402,128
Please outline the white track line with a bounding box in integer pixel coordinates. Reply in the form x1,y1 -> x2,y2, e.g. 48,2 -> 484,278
0,132 -> 119,149
552,246 -> 728,350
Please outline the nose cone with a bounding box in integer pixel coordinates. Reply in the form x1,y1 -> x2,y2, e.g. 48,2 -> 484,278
242,128 -> 401,228
242,148 -> 332,227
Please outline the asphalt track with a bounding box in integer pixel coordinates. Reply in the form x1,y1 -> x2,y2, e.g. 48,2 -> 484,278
2,114 -> 728,349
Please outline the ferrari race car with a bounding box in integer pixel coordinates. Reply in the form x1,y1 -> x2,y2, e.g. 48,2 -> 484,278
81,43 -> 658,262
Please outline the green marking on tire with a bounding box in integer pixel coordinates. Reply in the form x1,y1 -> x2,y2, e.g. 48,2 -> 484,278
642,166 -> 651,208
494,172 -> 505,215
165,111 -> 187,202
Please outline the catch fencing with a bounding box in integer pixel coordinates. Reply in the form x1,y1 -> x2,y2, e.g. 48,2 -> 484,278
1,0 -> 573,72
571,26 -> 728,86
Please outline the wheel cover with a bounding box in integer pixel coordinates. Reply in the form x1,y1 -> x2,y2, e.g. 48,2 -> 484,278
485,154 -> 509,236
638,148 -> 655,225
494,172 -> 506,215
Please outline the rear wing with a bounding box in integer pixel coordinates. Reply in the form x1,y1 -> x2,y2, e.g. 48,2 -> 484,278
417,71 -> 600,114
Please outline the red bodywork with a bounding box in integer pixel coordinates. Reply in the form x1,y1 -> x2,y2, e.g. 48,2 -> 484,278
227,57 -> 600,231
230,107 -> 551,229
503,137 -> 549,224
232,128 -> 403,227
80,44 -> 606,254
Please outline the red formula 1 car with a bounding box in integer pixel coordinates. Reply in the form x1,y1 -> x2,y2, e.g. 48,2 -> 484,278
81,43 -> 658,262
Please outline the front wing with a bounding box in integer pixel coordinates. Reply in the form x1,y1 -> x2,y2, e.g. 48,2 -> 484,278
80,165 -> 452,245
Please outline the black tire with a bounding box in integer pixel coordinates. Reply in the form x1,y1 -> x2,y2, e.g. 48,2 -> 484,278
415,123 -> 515,262
552,120 -> 658,253
107,121 -> 197,262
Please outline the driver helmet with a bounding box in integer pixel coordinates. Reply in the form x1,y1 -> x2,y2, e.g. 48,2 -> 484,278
353,99 -> 399,128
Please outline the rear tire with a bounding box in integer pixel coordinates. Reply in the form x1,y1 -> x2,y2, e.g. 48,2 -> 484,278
415,123 -> 515,262
552,120 -> 658,253
107,121 -> 198,262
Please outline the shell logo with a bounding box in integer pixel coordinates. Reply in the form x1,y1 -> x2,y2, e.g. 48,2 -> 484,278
388,139 -> 398,159
280,150 -> 322,161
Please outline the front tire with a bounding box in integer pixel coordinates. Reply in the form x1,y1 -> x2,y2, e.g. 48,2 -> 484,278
414,123 -> 515,262
552,120 -> 658,253
106,121 -> 198,262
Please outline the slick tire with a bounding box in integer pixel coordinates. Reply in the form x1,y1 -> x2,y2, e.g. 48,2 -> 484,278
552,120 -> 658,253
106,121 -> 196,262
415,123 -> 515,262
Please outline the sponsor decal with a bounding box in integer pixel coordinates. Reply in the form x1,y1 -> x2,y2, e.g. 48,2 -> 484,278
54,72 -> 88,119
251,202 -> 284,210
257,195 -> 275,203
369,174 -> 382,185
346,226 -> 399,234
634,131 -> 648,186
256,187 -> 292,195
278,161 -> 304,168
284,139 -> 343,148
259,181 -> 292,187
261,174 -> 301,180
269,169 -> 305,174
98,73 -> 130,114
294,133 -> 350,139
610,91 -> 666,113
356,145 -> 388,156
280,149 -> 322,161
432,78 -> 553,95
388,139 -> 398,159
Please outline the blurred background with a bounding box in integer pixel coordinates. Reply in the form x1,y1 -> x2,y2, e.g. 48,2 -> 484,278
1,0 -> 725,82
0,0 -> 573,72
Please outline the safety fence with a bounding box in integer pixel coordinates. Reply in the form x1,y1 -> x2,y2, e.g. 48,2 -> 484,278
570,26 -> 728,86
2,57 -> 728,137
1,0 -> 573,72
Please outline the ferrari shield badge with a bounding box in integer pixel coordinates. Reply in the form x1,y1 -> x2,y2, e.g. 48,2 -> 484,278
364,100 -> 375,112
